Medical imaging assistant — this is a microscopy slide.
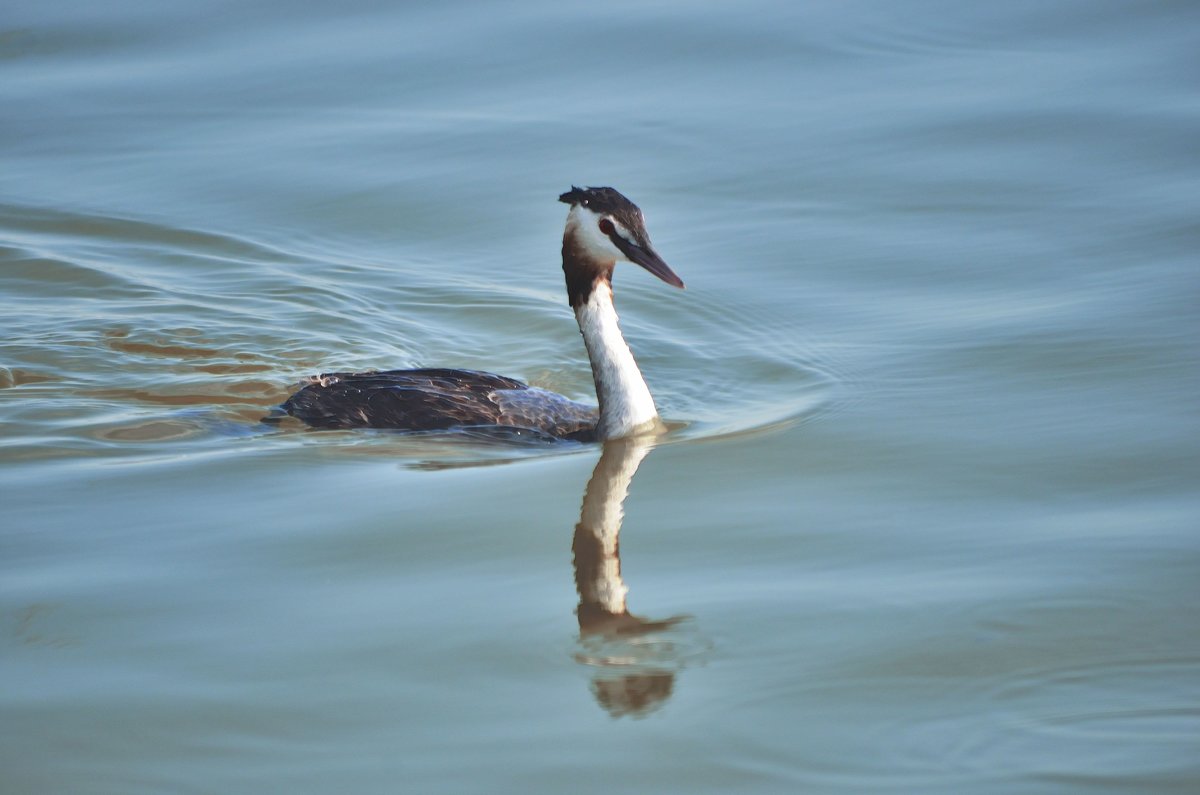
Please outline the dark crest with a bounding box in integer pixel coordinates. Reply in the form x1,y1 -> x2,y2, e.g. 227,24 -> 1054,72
559,186 -> 645,230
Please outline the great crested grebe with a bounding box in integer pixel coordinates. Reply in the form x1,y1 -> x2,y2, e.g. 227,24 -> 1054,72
277,187 -> 685,442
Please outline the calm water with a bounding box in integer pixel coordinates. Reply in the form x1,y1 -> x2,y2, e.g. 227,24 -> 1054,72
2,1 -> 1198,792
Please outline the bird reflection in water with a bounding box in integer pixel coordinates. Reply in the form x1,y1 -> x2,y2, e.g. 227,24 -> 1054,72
571,436 -> 691,718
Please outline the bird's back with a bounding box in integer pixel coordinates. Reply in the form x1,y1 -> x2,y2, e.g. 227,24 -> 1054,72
277,368 -> 597,440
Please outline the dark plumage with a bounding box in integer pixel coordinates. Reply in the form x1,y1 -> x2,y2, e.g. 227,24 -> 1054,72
279,368 -> 599,441
558,186 -> 646,233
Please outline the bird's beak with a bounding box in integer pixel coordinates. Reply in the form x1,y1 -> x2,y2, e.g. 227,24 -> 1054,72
610,234 -> 685,289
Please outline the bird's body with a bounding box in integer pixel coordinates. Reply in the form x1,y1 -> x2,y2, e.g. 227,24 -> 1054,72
281,368 -> 600,440
278,187 -> 684,442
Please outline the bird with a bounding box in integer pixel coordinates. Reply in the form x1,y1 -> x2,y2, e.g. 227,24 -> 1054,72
276,186 -> 685,442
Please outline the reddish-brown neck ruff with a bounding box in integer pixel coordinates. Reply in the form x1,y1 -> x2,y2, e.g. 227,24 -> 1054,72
562,224 -> 614,309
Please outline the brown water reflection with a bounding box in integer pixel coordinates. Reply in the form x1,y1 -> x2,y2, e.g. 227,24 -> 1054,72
571,437 -> 691,718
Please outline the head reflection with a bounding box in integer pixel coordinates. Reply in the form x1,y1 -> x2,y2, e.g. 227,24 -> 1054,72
571,436 -> 688,718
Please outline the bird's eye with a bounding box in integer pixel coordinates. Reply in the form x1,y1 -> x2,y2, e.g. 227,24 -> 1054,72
598,218 -> 615,235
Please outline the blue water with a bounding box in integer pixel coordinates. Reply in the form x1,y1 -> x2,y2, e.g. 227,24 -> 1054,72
2,1 -> 1198,792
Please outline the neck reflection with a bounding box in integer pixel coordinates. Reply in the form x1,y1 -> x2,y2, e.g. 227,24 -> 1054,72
572,436 -> 687,718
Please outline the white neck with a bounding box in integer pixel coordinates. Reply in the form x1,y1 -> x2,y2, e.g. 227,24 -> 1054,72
574,282 -> 661,440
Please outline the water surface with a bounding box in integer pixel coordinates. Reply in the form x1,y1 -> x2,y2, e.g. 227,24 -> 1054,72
2,1 -> 1198,792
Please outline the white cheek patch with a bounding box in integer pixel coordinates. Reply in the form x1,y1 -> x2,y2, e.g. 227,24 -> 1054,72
567,205 -> 625,262
610,220 -> 637,247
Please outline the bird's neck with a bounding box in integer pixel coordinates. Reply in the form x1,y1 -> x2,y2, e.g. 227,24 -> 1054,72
573,280 -> 661,440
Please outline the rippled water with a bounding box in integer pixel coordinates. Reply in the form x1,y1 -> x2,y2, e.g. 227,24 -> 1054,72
3,1 -> 1198,792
